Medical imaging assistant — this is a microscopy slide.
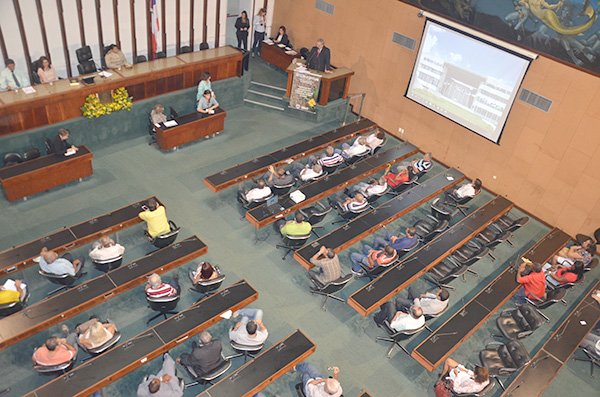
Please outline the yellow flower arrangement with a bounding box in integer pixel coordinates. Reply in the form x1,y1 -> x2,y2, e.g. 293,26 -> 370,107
81,87 -> 133,118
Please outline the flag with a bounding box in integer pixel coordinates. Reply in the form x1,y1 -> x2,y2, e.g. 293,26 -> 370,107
151,0 -> 160,59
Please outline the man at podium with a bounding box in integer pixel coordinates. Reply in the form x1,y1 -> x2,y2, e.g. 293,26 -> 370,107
306,39 -> 331,72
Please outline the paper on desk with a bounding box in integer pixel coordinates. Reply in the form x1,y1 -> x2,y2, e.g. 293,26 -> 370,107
277,43 -> 285,48
263,39 -> 274,45
3,280 -> 26,291
285,47 -> 291,51
22,86 -> 36,94
65,149 -> 77,156
290,190 -> 306,203
285,50 -> 298,55
98,70 -> 113,78
163,120 -> 178,128
446,176 -> 455,181
220,310 -> 233,319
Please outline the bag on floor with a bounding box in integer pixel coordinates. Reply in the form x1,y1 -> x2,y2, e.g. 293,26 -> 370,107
434,379 -> 452,397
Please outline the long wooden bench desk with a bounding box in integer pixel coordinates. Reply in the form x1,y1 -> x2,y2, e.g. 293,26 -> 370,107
246,144 -> 419,229
156,108 -> 227,151
0,197 -> 159,275
0,235 -> 207,349
260,42 -> 301,71
25,280 -> 258,397
0,47 -> 243,136
203,118 -> 376,192
0,145 -> 93,201
197,330 -> 316,397
293,169 -> 465,270
348,196 -> 513,316
501,279 -> 600,397
411,228 -> 571,372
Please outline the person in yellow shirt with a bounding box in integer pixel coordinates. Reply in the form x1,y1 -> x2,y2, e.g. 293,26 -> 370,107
139,198 -> 171,238
0,279 -> 26,305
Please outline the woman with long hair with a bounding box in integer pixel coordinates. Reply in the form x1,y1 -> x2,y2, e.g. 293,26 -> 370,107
235,11 -> 250,50
37,56 -> 58,84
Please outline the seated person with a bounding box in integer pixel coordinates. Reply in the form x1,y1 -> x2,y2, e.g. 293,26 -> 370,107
373,227 -> 418,251
451,178 -> 482,200
239,179 -> 272,202
314,145 -> 344,168
192,261 -> 219,284
38,247 -> 83,276
579,319 -> 600,357
554,244 -> 593,267
137,353 -> 183,397
383,164 -> 410,188
32,329 -> 78,367
290,162 -> 324,182
177,331 -> 223,377
273,26 -> 290,46
364,129 -> 385,151
576,233 -> 598,256
409,152 -> 433,175
89,236 -> 125,262
145,273 -> 180,299
395,286 -> 449,316
104,44 -> 131,69
51,128 -> 78,156
515,258 -> 546,304
77,317 -> 118,349
263,165 -> 294,187
278,212 -> 312,237
350,244 -> 397,276
37,56 -> 59,83
308,245 -> 342,285
333,192 -> 368,213
341,137 -> 369,159
375,302 -> 425,332
150,104 -> 168,126
295,362 -> 342,397
197,89 -> 219,114
349,176 -> 388,198
229,308 -> 268,346
0,279 -> 27,305
438,358 -> 490,395
547,261 -> 585,287
138,198 -> 171,239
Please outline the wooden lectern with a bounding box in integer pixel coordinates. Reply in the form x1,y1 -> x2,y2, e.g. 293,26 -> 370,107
285,60 -> 354,106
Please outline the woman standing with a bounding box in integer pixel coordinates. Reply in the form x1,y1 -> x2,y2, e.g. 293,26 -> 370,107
37,56 -> 58,84
235,11 -> 250,50
252,8 -> 267,57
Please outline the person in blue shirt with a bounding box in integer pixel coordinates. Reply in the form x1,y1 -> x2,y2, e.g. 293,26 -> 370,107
38,247 -> 84,276
0,59 -> 30,91
373,226 -> 418,251
196,72 -> 214,103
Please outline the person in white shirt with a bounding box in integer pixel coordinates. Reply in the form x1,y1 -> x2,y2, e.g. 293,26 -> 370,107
294,362 -> 342,397
390,306 -> 425,332
0,59 -> 30,91
350,177 -> 388,198
438,358 -> 490,395
395,287 -> 449,316
240,180 -> 272,202
341,137 -> 369,159
89,236 -> 125,262
289,162 -> 324,182
252,8 -> 267,57
365,130 -> 385,151
229,308 -> 268,346
452,178 -> 482,200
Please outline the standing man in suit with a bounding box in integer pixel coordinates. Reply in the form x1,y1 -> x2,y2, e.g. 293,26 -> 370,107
50,128 -> 79,156
307,39 -> 331,72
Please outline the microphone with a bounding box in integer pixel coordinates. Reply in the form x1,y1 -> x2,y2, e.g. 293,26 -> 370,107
306,48 -> 316,67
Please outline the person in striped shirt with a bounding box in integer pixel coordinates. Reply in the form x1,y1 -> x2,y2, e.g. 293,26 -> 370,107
331,192 -> 368,214
316,145 -> 345,168
409,152 -> 433,176
145,273 -> 180,299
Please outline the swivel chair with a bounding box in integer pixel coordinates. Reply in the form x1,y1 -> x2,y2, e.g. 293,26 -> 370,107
272,180 -> 295,196
33,354 -> 76,374
276,233 -> 311,260
309,273 -> 353,311
199,42 -> 209,51
229,341 -> 264,362
39,265 -> 86,296
479,340 -> 530,390
0,288 -> 29,317
495,304 -> 545,340
78,330 -> 122,362
183,354 -> 232,388
2,153 -> 22,167
376,319 -> 426,358
135,55 -> 147,63
189,264 -> 226,300
574,339 -> 600,377
22,147 -> 41,161
148,221 -> 180,248
92,255 -> 123,272
180,46 -> 192,54
146,294 -> 180,325
299,201 -> 332,238
413,215 -> 449,243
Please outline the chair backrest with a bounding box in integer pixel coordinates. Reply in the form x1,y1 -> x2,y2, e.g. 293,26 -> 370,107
199,42 -> 209,50
152,221 -> 180,248
319,273 -> 353,294
23,147 -> 41,161
156,51 -> 167,59
3,153 -> 22,167
38,269 -> 71,281
230,340 -> 264,353
283,233 -> 311,248
518,304 -> 544,330
200,357 -> 232,381
92,255 -> 123,271
195,273 -> 226,294
594,228 -> 600,244
82,331 -> 122,354
302,202 -> 332,225
147,295 -> 180,311
44,137 -> 54,154
76,45 -> 93,63
31,60 -> 42,85
180,46 -> 192,54
78,60 -> 97,75
34,359 -> 74,373
135,55 -> 147,63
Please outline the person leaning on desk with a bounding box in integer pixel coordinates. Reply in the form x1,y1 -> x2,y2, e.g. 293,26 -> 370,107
51,128 -> 79,156
197,90 -> 219,114
306,38 -> 332,73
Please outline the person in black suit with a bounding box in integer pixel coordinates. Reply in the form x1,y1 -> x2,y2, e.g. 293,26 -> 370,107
176,331 -> 223,376
234,11 -> 250,50
307,38 -> 331,72
274,26 -> 290,47
50,128 -> 78,156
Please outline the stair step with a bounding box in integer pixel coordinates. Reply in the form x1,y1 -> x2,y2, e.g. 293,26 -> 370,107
247,89 -> 282,100
243,98 -> 285,111
250,81 -> 287,92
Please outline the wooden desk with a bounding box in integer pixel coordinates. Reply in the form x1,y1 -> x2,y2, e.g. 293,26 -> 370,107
347,196 -> 513,316
260,42 -> 301,71
246,144 -> 418,229
411,228 -> 571,372
197,330 -> 316,397
0,47 -> 243,136
285,61 -> 354,106
501,280 -> 600,397
26,280 -> 258,397
0,236 -> 207,349
0,145 -> 93,201
204,118 -> 376,192
156,108 -> 227,150
293,169 -> 465,270
0,196 -> 158,274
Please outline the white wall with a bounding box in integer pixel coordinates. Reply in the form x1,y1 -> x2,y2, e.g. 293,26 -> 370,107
0,0 -> 230,78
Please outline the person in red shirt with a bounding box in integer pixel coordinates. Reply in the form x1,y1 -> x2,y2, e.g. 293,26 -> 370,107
515,259 -> 546,304
350,244 -> 397,275
383,164 -> 410,188
547,261 -> 584,287
32,334 -> 78,367
145,273 -> 180,299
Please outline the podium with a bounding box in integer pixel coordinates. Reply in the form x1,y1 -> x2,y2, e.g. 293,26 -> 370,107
285,60 -> 354,106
